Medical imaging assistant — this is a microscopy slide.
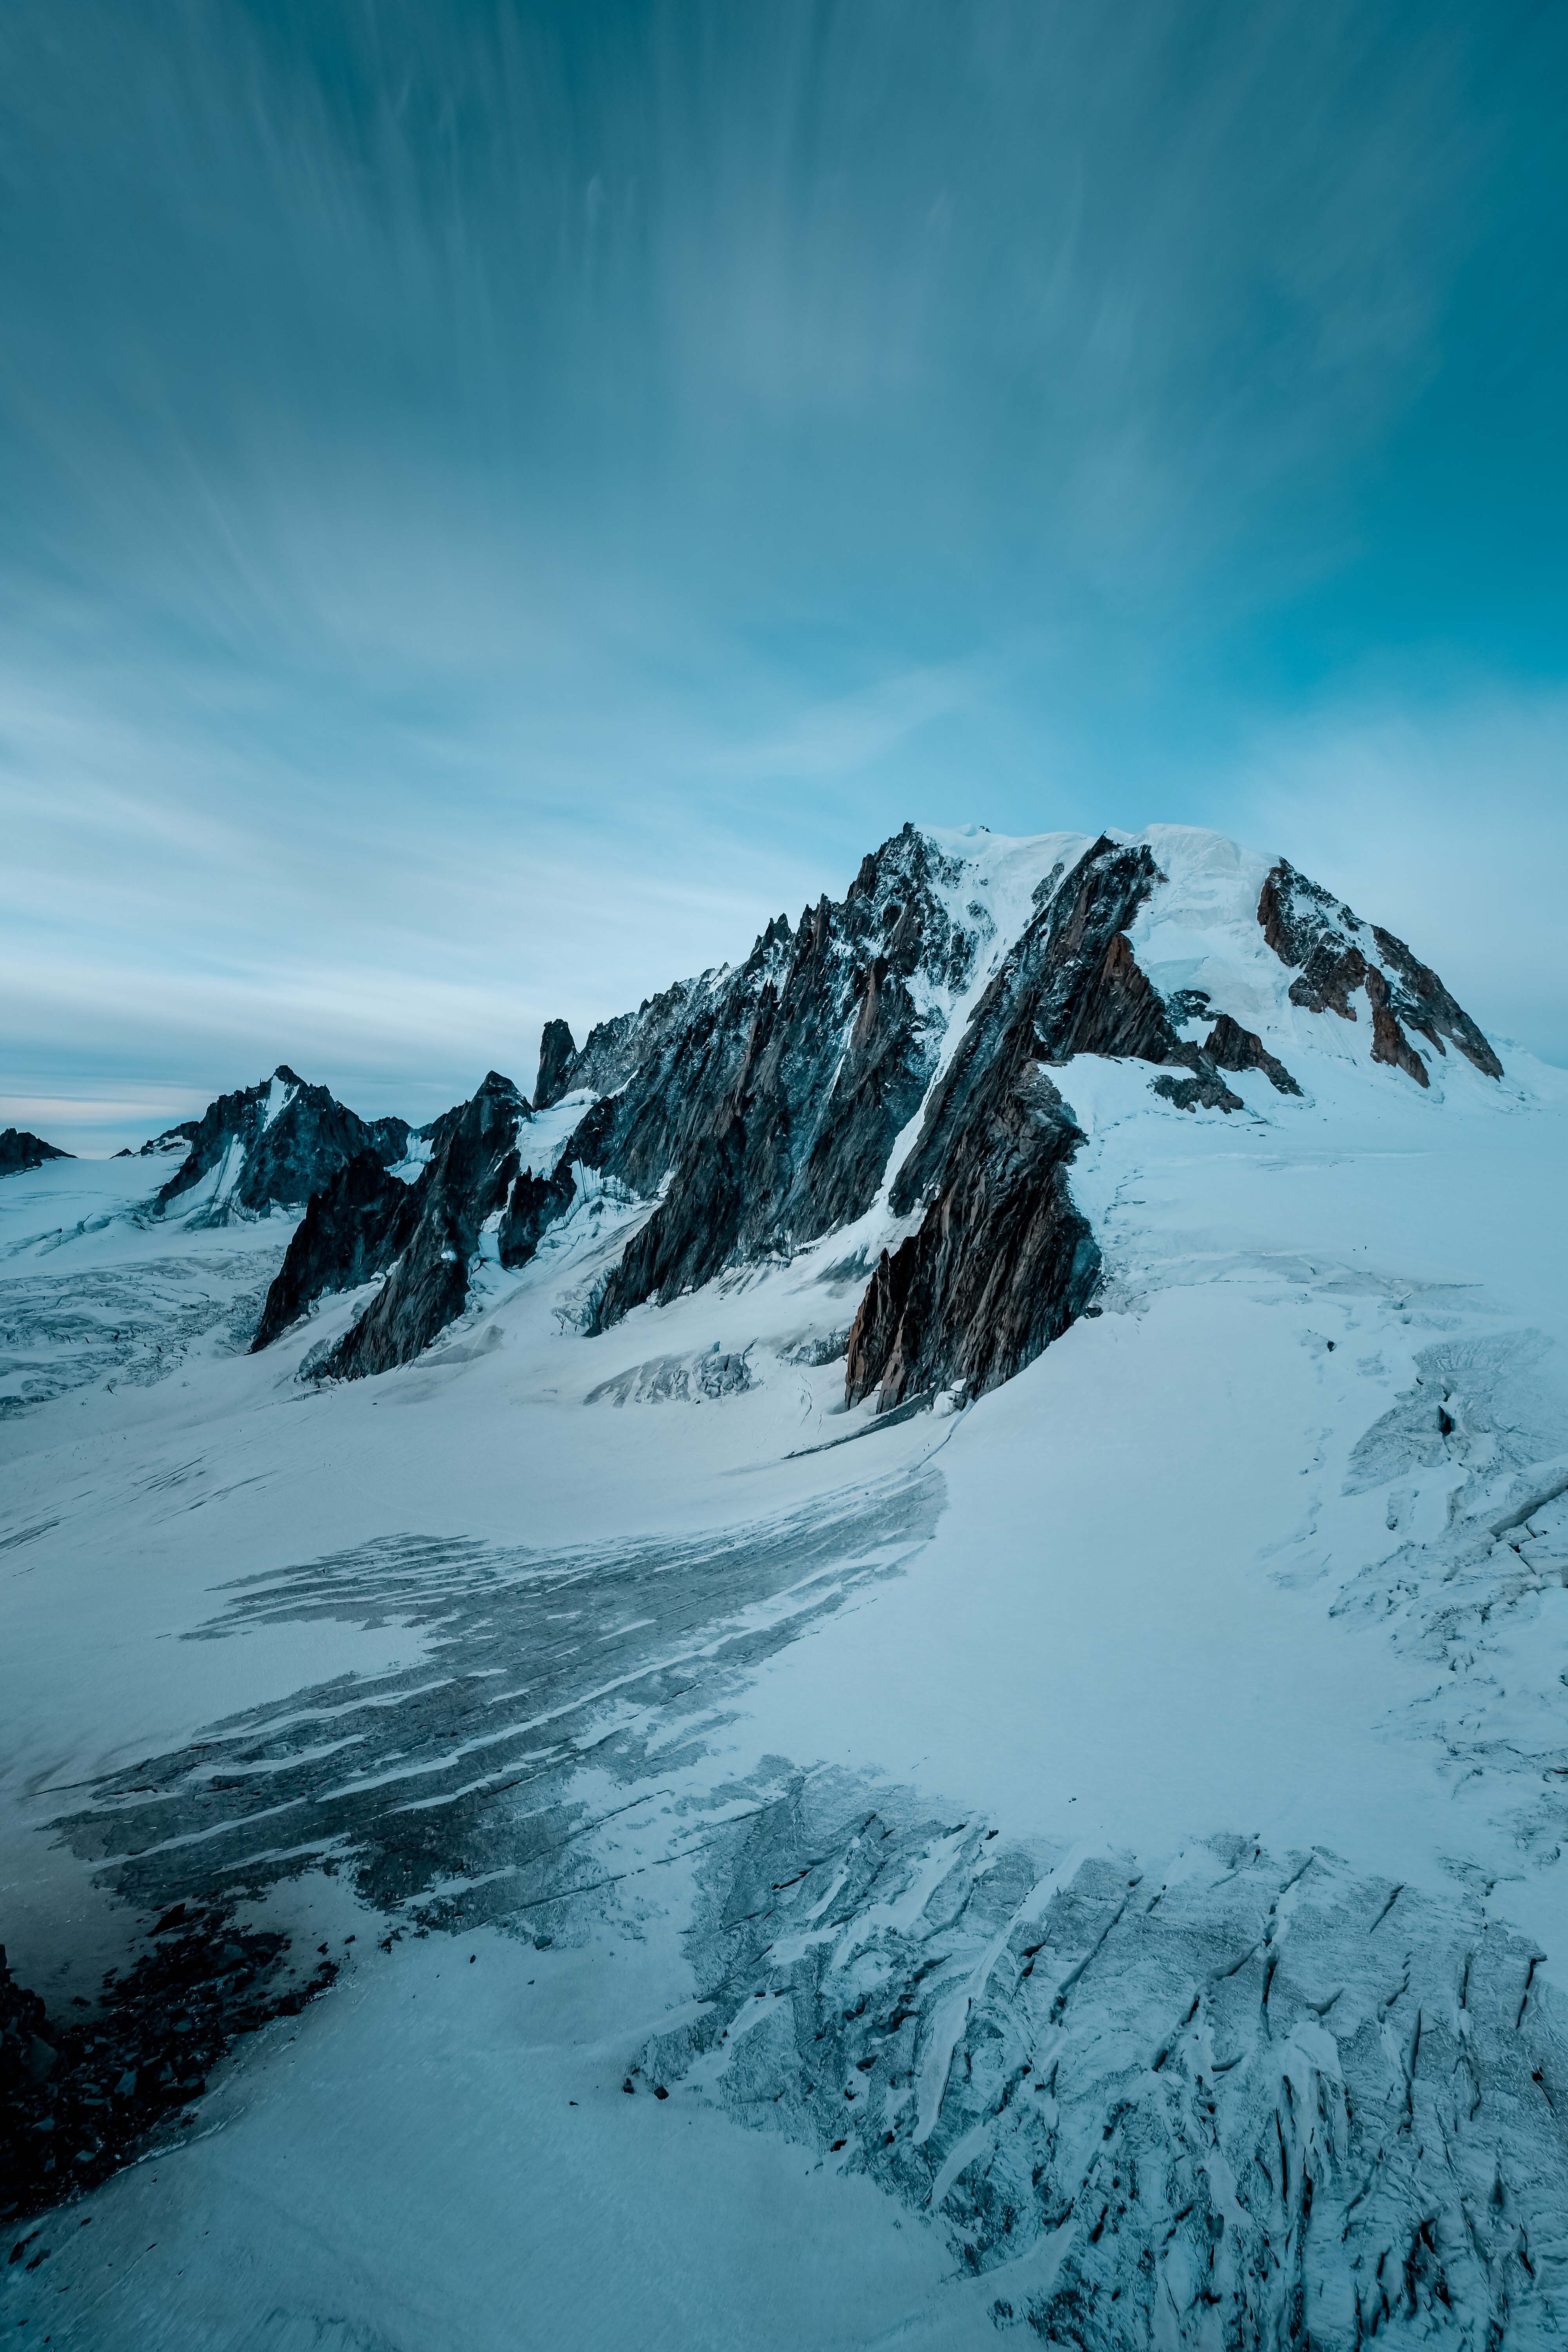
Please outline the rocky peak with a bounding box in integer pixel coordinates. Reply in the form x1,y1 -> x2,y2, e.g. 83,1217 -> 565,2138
533,1020 -> 577,1111
846,1059 -> 1098,1414
301,1071 -> 531,1380
580,826 -> 1008,1332
832,820 -> 978,993
136,1121 -> 200,1158
365,1115 -> 412,1164
1257,859 -> 1501,1084
470,1069 -> 531,1133
849,835 -> 1274,1410
888,837 -> 1246,1220
156,1066 -> 413,1223
248,823 -> 1508,1408
0,1129 -> 71,1178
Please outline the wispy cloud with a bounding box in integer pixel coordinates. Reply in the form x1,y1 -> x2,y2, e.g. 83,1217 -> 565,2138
1,0 -> 1564,1142
715,663 -> 989,784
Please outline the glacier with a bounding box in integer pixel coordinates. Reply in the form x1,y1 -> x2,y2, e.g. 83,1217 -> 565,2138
2,823 -> 1567,2348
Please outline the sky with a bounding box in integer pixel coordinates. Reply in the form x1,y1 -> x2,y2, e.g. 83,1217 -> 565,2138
3,0 -> 1567,1151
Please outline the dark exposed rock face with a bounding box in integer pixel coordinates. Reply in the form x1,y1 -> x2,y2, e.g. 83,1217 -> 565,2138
1365,966 -> 1430,1087
365,1115 -> 412,1164
316,1073 -> 530,1379
0,1130 -> 70,1178
584,827 -> 986,1329
156,1067 -> 410,1222
412,1097 -> 471,1162
1257,860 -> 1501,1082
846,837 -> 1225,1408
844,839 -> 1268,1409
845,1065 -> 1098,1411
498,1161 -> 577,1270
1258,863 -> 1369,1019
1148,1069 -> 1245,1112
533,1020 -> 577,1111
249,1153 -> 417,1353
1202,1012 -> 1302,1097
890,840 -> 1245,1221
1368,922 -> 1502,1075
250,825 -> 1002,1381
564,981 -> 711,1102
260,833 -> 1234,1396
250,1072 -> 585,1368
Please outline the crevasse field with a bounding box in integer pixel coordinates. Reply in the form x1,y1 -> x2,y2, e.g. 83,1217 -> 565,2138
4,828 -> 1567,2347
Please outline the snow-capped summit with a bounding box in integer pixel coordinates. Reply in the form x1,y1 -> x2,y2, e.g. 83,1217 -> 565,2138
156,1065 -> 412,1225
252,824 -> 1504,1403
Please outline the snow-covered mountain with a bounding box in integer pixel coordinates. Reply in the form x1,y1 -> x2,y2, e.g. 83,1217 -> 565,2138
3,824 -> 1566,2351
253,825 -> 1504,1409
126,1119 -> 200,1158
152,1063 -> 410,1224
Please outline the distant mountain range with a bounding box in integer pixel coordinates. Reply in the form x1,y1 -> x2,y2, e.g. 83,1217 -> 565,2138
9,826 -> 1504,1414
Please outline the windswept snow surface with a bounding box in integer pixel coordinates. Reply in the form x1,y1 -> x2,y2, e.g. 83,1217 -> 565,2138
4,828 -> 1568,2347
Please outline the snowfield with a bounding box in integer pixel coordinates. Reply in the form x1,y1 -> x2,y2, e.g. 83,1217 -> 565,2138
4,825 -> 1568,2347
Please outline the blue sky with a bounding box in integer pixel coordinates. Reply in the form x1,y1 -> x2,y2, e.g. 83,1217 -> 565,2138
4,0 -> 1566,1149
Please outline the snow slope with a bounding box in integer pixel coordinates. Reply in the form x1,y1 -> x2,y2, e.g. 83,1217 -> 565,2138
3,826 -> 1567,2347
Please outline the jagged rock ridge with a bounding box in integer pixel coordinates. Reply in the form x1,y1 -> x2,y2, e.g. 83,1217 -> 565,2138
249,1153 -> 418,1354
256,825 -> 996,1368
320,1073 -> 529,1378
157,1067 -> 410,1224
135,1121 -> 200,1158
1258,858 -> 1502,1086
586,826 -> 984,1330
844,836 -> 1279,1408
844,1065 -> 1097,1411
251,826 -> 1501,1407
253,1073 -> 557,1374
